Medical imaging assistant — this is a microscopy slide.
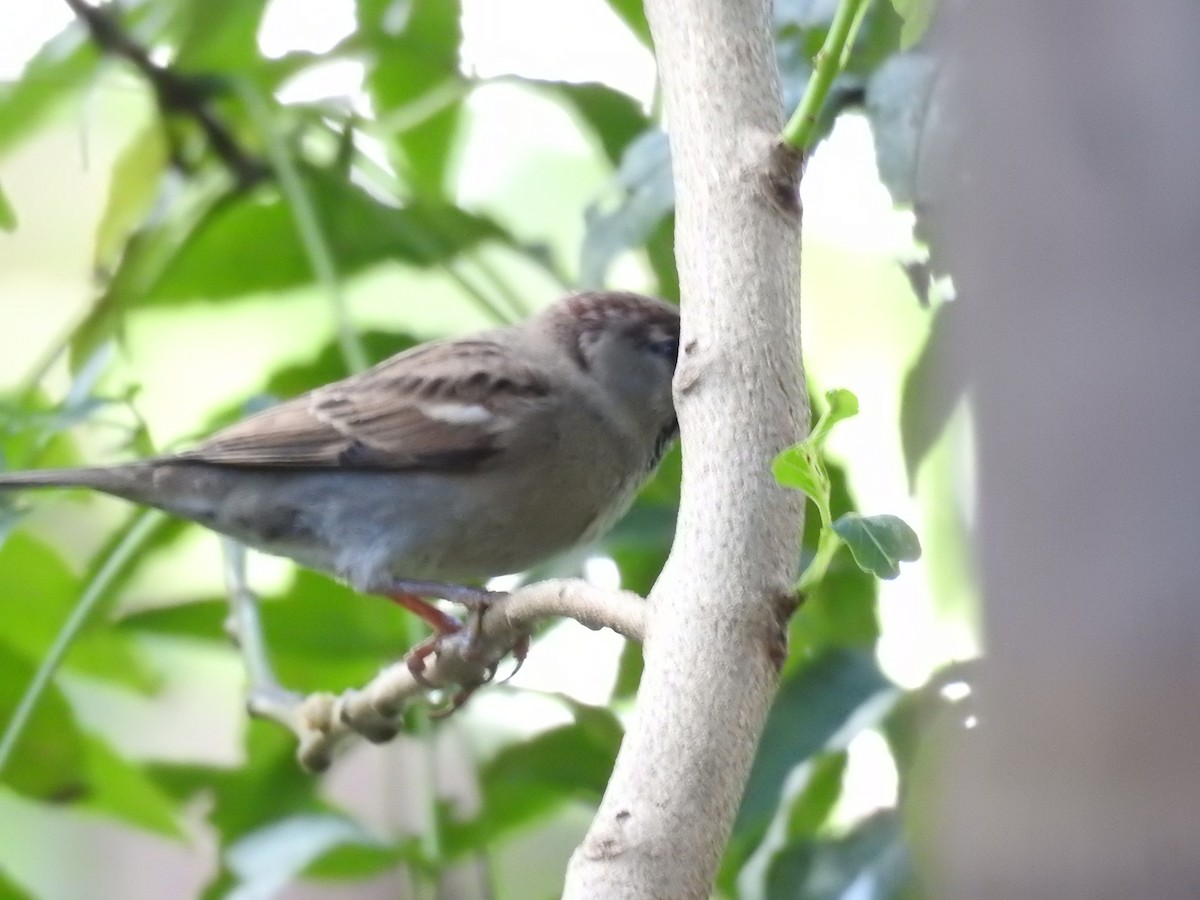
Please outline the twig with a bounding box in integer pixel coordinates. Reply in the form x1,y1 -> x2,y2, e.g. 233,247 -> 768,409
220,538 -> 305,731
63,0 -> 268,187
781,0 -> 871,151
283,579 -> 646,772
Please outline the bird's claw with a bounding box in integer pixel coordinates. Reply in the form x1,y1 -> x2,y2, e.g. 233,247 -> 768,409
395,589 -> 532,715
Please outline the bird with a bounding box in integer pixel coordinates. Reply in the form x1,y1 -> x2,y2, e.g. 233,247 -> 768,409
0,291 -> 681,679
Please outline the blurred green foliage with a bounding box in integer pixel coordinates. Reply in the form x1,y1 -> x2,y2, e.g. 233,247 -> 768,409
0,0 -> 964,898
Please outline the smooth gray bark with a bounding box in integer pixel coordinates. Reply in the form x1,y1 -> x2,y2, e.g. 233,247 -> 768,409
562,0 -> 807,896
930,2 -> 1200,897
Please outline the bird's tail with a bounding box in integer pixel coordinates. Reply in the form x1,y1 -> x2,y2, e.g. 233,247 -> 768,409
0,465 -> 153,499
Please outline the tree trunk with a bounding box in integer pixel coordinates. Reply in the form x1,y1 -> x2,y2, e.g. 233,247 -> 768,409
562,0 -> 807,896
930,1 -> 1200,897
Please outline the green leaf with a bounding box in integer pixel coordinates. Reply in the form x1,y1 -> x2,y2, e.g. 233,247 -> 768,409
0,867 -> 32,900
0,180 -> 16,232
170,0 -> 273,73
772,443 -> 829,517
359,0 -> 464,196
728,649 -> 895,870
0,645 -> 86,800
865,51 -> 941,209
900,300 -> 966,487
0,532 -> 156,690
93,123 -> 170,271
808,388 -> 859,448
549,82 -> 650,167
0,26 -> 99,156
147,167 -> 505,302
580,129 -> 674,289
227,814 -> 395,898
80,734 -> 184,838
832,513 -> 922,580
443,701 -> 623,856
889,0 -> 938,48
765,809 -> 911,900
303,839 -> 420,880
149,720 -> 323,845
783,751 -> 847,839
604,0 -> 653,47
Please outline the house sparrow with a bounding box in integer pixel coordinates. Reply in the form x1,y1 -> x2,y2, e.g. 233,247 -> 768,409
0,291 -> 680,672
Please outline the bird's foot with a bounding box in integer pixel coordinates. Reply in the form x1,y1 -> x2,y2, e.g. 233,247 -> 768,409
381,581 -> 521,709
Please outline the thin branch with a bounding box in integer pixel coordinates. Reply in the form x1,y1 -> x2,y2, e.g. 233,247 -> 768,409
781,0 -> 870,151
63,0 -> 268,187
277,579 -> 646,772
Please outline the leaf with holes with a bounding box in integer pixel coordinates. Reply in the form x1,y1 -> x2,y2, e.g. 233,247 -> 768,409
832,513 -> 922,580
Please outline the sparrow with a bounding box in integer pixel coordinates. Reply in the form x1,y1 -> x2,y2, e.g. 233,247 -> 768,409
0,291 -> 680,676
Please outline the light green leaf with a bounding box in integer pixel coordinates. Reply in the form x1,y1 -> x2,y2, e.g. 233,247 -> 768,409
808,388 -> 859,448
890,0 -> 938,48
0,181 -> 16,232
832,512 -> 922,579
81,734 -> 184,838
93,124 -> 169,271
0,27 -> 98,156
581,129 -> 674,289
772,442 -> 829,524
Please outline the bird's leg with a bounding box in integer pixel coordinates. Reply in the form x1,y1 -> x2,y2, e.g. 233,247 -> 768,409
378,580 -> 504,688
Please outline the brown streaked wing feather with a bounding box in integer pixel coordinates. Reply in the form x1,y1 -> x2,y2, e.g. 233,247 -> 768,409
176,339 -> 554,471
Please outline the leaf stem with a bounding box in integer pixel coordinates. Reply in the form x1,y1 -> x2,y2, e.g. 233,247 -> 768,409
0,510 -> 163,777
781,0 -> 870,150
239,84 -> 370,374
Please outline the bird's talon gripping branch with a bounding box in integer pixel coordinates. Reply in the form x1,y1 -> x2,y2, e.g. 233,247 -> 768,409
498,633 -> 532,684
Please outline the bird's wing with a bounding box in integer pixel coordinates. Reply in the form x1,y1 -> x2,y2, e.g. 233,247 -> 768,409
177,338 -> 555,471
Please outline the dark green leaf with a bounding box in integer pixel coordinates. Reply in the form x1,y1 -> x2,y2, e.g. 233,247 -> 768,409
0,180 -> 16,232
729,650 -> 895,868
783,752 -> 847,840
0,645 -> 86,800
765,809 -> 910,899
0,866 -> 32,900
900,300 -> 966,487
443,701 -> 623,856
865,52 -> 940,208
580,129 -> 674,289
148,168 -> 504,301
549,82 -> 649,167
790,561 -> 879,660
359,0 -> 464,196
832,513 -> 921,580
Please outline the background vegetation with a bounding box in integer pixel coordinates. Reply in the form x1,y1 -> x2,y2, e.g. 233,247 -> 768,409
0,0 -> 970,896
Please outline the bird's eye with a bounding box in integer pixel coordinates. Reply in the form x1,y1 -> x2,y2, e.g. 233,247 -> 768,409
647,337 -> 679,361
